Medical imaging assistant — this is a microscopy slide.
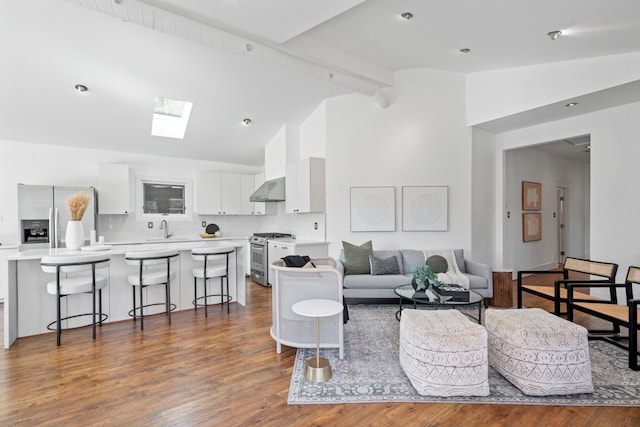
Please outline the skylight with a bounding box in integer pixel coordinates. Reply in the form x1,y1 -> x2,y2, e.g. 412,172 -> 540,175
151,96 -> 193,139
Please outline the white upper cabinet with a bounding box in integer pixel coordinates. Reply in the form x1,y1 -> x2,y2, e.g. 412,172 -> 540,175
197,171 -> 257,215
252,173 -> 266,215
196,171 -> 222,215
285,157 -> 326,213
240,174 -> 255,215
97,163 -> 134,214
220,173 -> 241,215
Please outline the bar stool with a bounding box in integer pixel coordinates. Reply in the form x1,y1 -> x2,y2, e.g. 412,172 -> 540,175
191,246 -> 234,316
41,252 -> 111,346
125,249 -> 179,330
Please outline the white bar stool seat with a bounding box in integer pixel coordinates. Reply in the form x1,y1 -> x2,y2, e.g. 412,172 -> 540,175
125,249 -> 179,330
41,252 -> 111,346
191,246 -> 234,316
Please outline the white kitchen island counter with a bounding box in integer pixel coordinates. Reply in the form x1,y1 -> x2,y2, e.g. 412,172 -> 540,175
3,239 -> 246,348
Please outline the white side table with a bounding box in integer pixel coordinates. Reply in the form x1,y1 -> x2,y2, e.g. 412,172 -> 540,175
292,298 -> 343,382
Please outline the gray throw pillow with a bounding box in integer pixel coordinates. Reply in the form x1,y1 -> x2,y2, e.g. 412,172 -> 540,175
369,255 -> 400,275
342,240 -> 373,275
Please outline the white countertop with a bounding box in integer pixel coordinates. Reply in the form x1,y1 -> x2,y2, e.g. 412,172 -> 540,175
7,239 -> 246,261
268,238 -> 329,246
105,235 -> 249,245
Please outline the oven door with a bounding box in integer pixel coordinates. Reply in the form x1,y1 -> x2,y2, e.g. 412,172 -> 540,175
250,243 -> 266,285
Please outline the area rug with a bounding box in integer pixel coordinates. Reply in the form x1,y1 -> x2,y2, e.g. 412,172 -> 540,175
288,305 -> 640,406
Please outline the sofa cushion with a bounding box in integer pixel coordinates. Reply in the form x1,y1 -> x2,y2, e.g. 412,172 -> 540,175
340,249 -> 404,274
402,249 -> 466,274
343,273 -> 411,290
342,240 -> 373,275
369,255 -> 401,275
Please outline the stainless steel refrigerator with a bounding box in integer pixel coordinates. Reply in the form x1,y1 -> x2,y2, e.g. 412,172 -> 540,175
17,184 -> 98,250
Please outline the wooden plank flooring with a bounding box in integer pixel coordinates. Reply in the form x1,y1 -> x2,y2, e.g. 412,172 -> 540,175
0,274 -> 639,426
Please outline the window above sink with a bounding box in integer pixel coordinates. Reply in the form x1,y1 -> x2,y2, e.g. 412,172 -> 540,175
136,176 -> 193,221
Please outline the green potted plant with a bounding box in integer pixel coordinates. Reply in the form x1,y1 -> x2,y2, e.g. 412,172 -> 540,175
410,265 -> 445,292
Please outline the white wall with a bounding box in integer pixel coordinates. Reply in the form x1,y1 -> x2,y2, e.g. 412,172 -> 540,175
264,126 -> 286,180
324,68 -> 472,259
470,128 -> 497,266
300,100 -> 327,159
466,52 -> 640,125
0,139 -> 261,244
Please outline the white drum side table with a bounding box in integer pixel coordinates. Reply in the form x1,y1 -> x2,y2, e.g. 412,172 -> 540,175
292,298 -> 343,382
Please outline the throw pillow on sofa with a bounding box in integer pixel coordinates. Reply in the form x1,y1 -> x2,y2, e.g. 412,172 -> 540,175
342,240 -> 373,275
426,255 -> 448,273
369,255 -> 401,275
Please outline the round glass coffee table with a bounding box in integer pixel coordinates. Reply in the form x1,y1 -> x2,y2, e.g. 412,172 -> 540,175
394,284 -> 484,323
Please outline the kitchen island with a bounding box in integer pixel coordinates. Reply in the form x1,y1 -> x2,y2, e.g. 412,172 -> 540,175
3,237 -> 247,348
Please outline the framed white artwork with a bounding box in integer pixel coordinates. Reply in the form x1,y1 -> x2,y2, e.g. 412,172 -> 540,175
350,186 -> 396,232
402,186 -> 448,231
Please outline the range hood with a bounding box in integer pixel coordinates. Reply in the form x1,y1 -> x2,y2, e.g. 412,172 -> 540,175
249,177 -> 285,202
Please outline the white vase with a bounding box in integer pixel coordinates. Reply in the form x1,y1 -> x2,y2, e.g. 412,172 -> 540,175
65,220 -> 84,250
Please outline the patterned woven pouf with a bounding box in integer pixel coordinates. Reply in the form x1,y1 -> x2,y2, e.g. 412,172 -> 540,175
399,309 -> 489,397
485,308 -> 593,396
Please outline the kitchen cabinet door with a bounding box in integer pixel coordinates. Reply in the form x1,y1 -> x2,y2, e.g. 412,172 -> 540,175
267,242 -> 294,285
240,174 -> 256,215
220,173 -> 241,215
98,164 -> 134,214
285,162 -> 298,214
196,171 -> 222,214
285,157 -> 326,213
253,173 -> 266,215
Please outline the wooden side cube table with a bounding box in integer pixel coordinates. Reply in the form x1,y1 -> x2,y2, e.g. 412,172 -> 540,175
486,270 -> 514,308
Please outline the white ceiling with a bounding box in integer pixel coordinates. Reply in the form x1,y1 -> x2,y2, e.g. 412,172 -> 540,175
2,0 -> 640,166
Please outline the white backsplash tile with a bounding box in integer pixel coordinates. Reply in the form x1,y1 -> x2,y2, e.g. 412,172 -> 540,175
98,201 -> 326,243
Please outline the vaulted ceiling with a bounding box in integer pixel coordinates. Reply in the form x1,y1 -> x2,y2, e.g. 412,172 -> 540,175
2,0 -> 639,166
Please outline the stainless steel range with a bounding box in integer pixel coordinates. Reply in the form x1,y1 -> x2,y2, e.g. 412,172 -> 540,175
250,232 -> 293,286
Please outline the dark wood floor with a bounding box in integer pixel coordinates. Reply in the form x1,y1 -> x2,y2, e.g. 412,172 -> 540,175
1,274 -> 639,426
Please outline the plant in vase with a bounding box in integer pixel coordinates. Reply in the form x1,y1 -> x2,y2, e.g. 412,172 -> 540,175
410,265 -> 445,292
66,193 -> 91,250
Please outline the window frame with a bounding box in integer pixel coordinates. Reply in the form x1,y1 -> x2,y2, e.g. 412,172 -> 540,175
135,175 -> 193,221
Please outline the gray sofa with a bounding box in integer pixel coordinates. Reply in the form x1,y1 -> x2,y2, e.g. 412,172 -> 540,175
335,249 -> 493,300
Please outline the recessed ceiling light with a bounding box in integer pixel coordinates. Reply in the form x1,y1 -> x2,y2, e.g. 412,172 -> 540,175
459,48 -> 471,54
400,12 -> 413,20
565,102 -> 578,107
75,84 -> 88,92
242,118 -> 252,126
548,30 -> 562,40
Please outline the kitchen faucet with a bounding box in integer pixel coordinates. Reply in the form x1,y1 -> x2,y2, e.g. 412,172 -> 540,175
160,219 -> 173,239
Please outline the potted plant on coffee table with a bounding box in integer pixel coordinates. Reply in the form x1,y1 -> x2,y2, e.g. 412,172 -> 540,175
410,265 -> 445,293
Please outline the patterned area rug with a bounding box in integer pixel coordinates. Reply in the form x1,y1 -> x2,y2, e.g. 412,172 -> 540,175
288,306 -> 640,406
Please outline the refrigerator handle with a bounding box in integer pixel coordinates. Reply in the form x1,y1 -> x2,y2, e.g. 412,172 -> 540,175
48,208 -> 54,249
54,208 -> 59,249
